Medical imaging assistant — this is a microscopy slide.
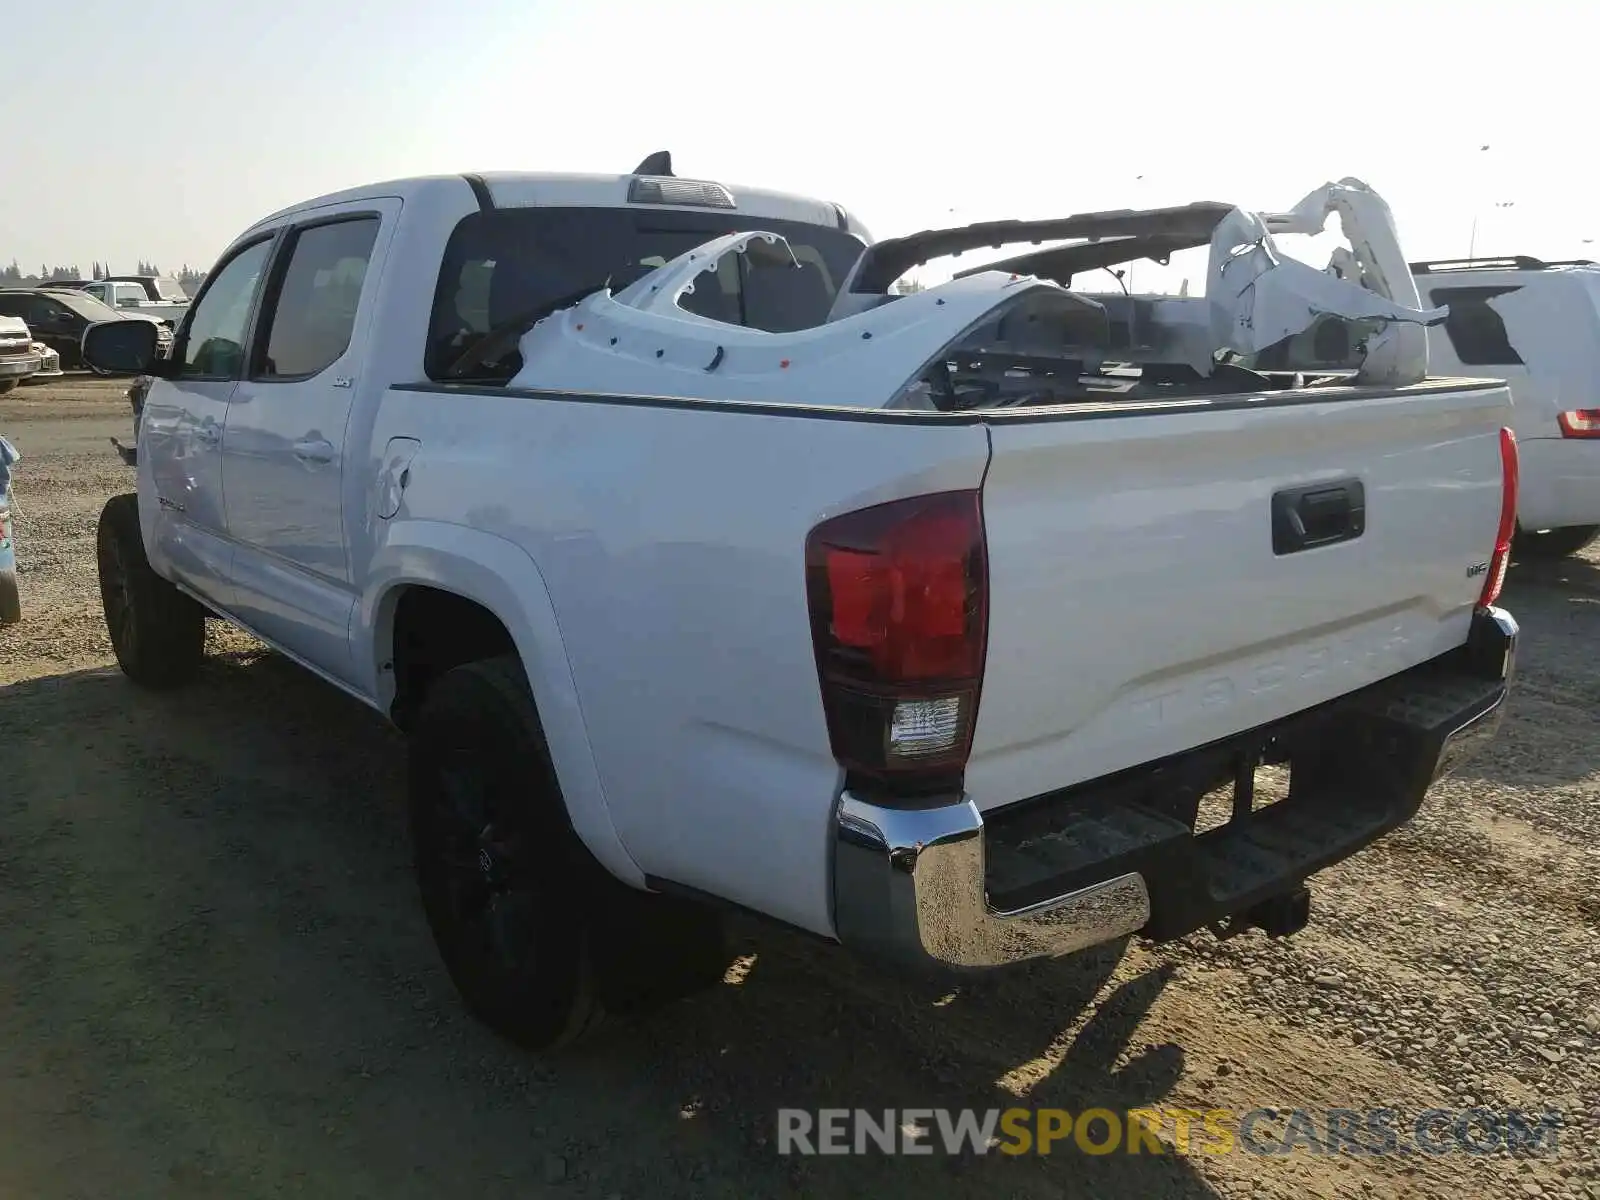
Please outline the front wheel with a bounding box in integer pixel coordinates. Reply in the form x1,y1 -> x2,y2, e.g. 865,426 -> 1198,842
1513,524 -> 1600,560
408,655 -> 727,1051
96,494 -> 206,687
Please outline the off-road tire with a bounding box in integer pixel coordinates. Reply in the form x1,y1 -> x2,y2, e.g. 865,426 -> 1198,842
1513,524 -> 1600,560
412,659 -> 732,1049
408,654 -> 726,1051
95,493 -> 205,687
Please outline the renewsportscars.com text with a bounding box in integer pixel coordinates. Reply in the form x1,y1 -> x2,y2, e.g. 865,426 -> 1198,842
776,1106 -> 1564,1157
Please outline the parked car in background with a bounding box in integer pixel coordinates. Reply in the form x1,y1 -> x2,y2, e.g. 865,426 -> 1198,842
76,279 -> 189,328
1412,255 -> 1600,559
39,275 -> 189,302
0,288 -> 173,370
24,341 -> 62,382
103,274 -> 190,303
0,316 -> 42,393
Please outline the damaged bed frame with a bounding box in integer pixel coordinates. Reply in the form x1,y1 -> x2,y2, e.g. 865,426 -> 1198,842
509,177 -> 1453,413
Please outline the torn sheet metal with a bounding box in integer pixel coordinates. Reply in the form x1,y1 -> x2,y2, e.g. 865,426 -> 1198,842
510,177 -> 1447,407
607,231 -> 797,317
510,235 -> 1058,407
1220,177 -> 1445,386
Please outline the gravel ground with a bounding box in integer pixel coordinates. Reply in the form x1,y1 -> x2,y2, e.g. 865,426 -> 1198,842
0,376 -> 1596,1199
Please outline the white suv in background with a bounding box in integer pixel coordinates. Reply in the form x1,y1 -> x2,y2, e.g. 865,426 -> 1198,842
1413,256 -> 1600,558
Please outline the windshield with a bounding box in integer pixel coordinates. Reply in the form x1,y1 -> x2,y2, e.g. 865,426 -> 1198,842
48,290 -> 124,321
426,206 -> 865,382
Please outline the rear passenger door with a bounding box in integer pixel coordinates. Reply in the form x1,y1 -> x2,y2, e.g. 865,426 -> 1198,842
222,201 -> 396,685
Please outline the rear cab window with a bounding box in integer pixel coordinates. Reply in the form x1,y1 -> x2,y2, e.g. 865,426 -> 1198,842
425,207 -> 865,383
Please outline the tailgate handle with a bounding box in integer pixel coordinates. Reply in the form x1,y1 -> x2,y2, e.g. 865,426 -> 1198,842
1272,479 -> 1365,555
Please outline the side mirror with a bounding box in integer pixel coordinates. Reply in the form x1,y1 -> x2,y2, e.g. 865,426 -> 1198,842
82,319 -> 160,376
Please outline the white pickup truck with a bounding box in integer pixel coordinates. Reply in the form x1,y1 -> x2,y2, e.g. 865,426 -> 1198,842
77,276 -> 190,329
80,158 -> 1521,1051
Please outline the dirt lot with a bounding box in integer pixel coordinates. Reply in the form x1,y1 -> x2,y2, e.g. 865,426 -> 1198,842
0,376 -> 1596,1199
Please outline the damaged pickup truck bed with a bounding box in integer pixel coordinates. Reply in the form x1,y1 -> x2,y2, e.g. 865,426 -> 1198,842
83,160 -> 1519,1050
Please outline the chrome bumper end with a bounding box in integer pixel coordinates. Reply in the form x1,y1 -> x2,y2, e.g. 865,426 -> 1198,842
833,793 -> 1150,971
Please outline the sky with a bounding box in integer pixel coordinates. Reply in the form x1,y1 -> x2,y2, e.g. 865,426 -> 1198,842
5,0 -> 1596,292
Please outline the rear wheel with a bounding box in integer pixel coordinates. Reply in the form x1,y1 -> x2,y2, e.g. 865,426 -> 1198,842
1513,524 -> 1600,560
0,380 -> 17,395
408,655 -> 726,1051
96,493 -> 205,687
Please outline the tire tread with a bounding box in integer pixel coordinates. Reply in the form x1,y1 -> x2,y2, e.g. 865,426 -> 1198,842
96,493 -> 205,688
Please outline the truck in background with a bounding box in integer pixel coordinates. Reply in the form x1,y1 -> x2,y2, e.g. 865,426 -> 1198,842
1411,255 -> 1600,559
77,276 -> 190,329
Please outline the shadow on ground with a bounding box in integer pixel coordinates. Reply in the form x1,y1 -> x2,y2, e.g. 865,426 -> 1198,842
0,653 -> 1217,1199
1436,553 -> 1600,793
1506,547 -> 1600,597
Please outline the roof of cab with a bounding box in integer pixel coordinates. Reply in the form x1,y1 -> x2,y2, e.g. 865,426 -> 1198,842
245,171 -> 871,243
1410,255 -> 1600,281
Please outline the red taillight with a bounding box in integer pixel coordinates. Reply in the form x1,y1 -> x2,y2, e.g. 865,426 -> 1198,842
1479,426 -> 1519,609
1557,409 -> 1600,438
805,490 -> 988,786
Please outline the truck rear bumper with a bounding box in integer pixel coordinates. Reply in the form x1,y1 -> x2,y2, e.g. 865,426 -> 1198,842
832,605 -> 1517,972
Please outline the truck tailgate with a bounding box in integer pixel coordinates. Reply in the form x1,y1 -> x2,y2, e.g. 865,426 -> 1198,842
964,380 -> 1513,812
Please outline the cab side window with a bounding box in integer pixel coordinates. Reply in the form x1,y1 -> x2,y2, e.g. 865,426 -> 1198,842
175,238 -> 274,380
0,295 -> 51,326
254,217 -> 380,380
1428,286 -> 1525,367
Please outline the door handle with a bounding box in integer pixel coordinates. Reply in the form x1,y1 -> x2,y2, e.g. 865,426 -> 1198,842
194,423 -> 221,446
1271,478 -> 1365,555
293,437 -> 336,464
